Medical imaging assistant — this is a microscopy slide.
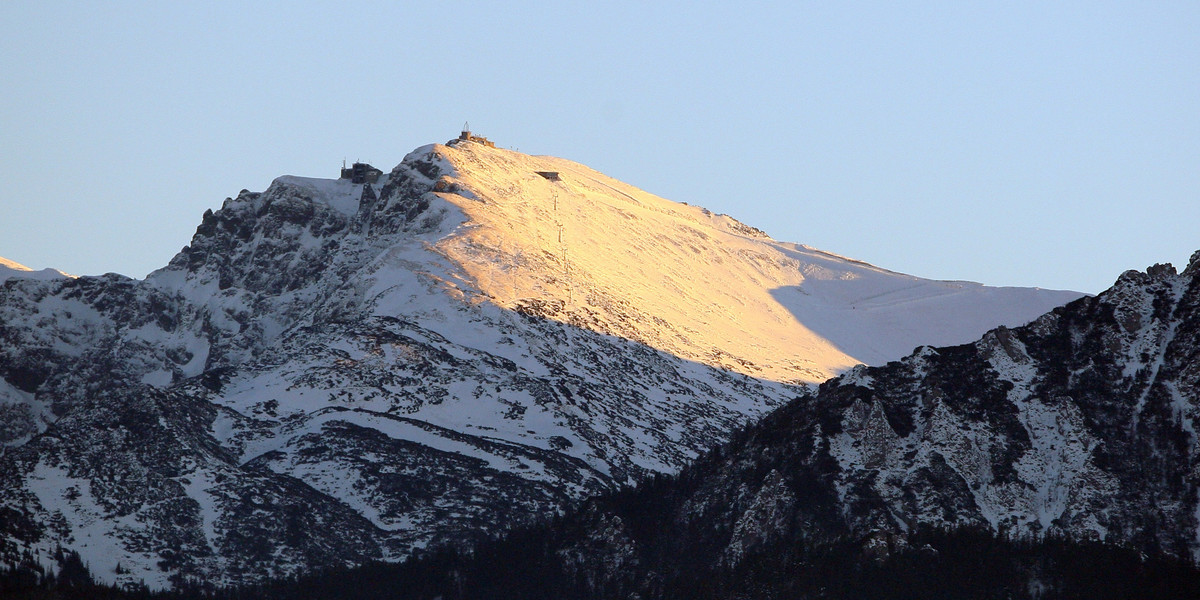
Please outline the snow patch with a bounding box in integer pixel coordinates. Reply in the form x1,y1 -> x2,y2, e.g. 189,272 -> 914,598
0,256 -> 73,282
25,461 -> 172,589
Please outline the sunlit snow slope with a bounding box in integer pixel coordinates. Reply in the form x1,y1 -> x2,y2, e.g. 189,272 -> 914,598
426,141 -> 1082,383
0,256 -> 71,283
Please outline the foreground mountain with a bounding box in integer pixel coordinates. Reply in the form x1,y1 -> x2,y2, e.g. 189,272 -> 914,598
320,252 -> 1196,599
0,137 -> 1079,588
15,253 -> 1195,600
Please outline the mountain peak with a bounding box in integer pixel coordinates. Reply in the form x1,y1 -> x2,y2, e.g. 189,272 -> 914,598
142,140 -> 1084,384
1186,250 -> 1200,275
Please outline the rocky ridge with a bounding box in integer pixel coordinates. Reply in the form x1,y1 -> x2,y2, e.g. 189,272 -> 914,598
540,251 -> 1200,593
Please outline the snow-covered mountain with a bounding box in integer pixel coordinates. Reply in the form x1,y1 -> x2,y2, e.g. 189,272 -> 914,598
0,257 -> 71,283
0,137 -> 1080,588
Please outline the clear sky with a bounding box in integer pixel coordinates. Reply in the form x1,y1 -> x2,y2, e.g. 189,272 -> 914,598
2,2 -> 1197,293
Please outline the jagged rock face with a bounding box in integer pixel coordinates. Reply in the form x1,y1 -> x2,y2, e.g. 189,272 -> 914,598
624,254 -> 1200,573
0,141 -> 1081,589
824,256 -> 1200,556
0,387 -> 385,587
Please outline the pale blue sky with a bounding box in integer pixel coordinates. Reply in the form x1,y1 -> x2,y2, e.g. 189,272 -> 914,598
2,1 -> 1197,293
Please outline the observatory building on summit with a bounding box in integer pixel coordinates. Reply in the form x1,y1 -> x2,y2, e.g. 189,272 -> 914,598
340,161 -> 383,184
455,122 -> 496,147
